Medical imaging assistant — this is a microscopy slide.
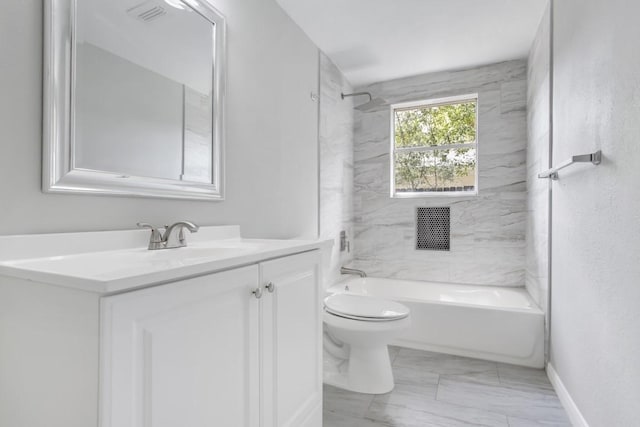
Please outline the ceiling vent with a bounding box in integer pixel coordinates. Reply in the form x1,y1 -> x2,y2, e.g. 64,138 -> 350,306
127,1 -> 167,23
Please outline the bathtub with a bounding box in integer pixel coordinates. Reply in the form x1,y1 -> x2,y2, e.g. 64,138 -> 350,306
327,276 -> 544,368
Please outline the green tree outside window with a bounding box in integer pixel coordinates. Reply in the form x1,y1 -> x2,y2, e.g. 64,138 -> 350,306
393,99 -> 477,193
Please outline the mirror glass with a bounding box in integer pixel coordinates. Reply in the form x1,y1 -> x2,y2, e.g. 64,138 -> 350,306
75,0 -> 214,183
43,0 -> 225,199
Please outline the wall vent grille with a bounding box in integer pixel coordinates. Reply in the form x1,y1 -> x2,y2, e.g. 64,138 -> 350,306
416,207 -> 450,251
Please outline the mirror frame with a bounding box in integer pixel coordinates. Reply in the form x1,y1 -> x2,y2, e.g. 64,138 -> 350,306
43,0 -> 226,200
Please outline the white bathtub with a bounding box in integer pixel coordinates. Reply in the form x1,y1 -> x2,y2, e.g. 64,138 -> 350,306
327,277 -> 544,368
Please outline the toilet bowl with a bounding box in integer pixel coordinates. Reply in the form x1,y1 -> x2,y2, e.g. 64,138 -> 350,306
322,294 -> 410,394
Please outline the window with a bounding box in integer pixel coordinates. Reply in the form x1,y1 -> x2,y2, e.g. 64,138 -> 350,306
391,94 -> 478,197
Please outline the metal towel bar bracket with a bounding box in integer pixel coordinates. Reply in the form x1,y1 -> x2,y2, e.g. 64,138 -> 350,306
538,150 -> 602,180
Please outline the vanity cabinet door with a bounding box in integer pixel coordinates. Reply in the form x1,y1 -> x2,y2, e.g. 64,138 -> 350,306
260,251 -> 322,427
100,266 -> 260,427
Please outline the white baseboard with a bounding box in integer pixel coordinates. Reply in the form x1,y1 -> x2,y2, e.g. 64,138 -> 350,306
546,363 -> 589,427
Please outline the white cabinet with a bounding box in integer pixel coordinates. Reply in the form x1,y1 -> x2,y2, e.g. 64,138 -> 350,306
100,265 -> 260,427
100,251 -> 321,427
260,251 -> 322,427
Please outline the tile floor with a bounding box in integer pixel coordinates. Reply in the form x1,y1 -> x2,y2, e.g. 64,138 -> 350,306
323,347 -> 570,427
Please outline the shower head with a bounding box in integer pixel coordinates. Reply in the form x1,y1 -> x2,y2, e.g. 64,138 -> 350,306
353,97 -> 387,112
341,92 -> 387,112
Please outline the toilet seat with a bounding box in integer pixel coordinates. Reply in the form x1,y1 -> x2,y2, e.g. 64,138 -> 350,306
324,294 -> 410,321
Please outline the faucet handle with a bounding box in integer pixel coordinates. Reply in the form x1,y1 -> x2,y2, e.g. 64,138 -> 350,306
137,222 -> 163,244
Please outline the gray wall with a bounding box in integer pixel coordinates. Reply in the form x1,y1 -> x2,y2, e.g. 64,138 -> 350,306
318,53 -> 355,286
550,0 -> 640,424
351,61 -> 528,287
75,43 -> 184,180
0,0 -> 319,239
525,4 -> 551,353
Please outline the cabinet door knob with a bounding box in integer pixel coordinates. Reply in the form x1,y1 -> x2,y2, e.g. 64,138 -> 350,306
265,282 -> 275,293
252,287 -> 263,299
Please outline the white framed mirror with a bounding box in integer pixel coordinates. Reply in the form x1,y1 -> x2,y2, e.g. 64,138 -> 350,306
43,0 -> 226,200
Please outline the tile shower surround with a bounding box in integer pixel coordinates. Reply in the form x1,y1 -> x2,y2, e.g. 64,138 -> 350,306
351,60 -> 528,287
525,5 -> 551,346
319,52 -> 356,286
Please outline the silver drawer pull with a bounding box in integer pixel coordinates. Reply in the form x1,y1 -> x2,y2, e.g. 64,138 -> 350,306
265,282 -> 275,293
252,287 -> 263,299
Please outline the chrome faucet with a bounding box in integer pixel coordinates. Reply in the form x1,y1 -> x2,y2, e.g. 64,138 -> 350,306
137,221 -> 199,250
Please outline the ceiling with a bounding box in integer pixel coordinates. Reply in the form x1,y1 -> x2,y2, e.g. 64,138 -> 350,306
276,0 -> 548,87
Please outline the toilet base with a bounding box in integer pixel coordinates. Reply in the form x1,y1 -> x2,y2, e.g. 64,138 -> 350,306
323,344 -> 395,394
323,310 -> 410,394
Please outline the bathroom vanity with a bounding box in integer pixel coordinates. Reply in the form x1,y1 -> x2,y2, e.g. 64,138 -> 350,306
0,226 -> 328,427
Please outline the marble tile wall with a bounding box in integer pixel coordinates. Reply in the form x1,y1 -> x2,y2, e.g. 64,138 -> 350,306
319,52 -> 355,286
351,60 -> 528,287
526,5 -> 551,327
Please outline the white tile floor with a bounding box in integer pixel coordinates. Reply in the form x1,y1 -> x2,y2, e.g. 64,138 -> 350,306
323,347 -> 570,427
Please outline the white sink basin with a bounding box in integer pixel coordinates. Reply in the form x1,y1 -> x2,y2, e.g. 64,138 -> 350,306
117,246 -> 254,262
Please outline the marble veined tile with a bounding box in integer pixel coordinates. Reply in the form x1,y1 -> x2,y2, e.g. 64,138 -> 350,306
527,4 -> 550,104
352,258 -> 452,283
352,60 -> 528,287
479,150 -> 526,172
506,416 -> 571,427
527,92 -> 550,143
373,362 -> 440,408
388,345 -> 402,363
319,52 -> 355,284
366,399 -> 509,427
323,384 -> 374,419
372,383 -> 438,410
361,60 -> 526,103
439,369 -> 501,386
324,410 -> 389,427
501,80 -> 528,114
496,363 -> 554,391
525,5 -> 551,349
436,377 -> 569,422
392,364 -> 440,388
324,348 -> 569,427
449,263 -> 524,288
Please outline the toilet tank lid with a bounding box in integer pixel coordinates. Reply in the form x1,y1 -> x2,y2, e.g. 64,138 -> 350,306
324,294 -> 410,320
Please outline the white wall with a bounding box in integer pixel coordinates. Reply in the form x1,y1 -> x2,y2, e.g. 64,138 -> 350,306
0,0 -> 319,239
351,61 -> 528,287
525,3 -> 551,355
550,0 -> 640,425
318,52 -> 355,286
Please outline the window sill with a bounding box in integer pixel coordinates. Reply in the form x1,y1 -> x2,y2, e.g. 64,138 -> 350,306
391,191 -> 479,199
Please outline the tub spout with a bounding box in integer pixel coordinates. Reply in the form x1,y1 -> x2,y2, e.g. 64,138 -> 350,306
340,266 -> 367,278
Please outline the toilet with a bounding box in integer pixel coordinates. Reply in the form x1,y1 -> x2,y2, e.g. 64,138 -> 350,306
322,293 -> 410,394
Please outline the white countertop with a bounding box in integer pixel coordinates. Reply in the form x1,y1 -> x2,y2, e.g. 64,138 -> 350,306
0,226 -> 331,294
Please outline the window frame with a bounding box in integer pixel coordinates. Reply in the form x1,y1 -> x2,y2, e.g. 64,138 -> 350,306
389,93 -> 479,198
